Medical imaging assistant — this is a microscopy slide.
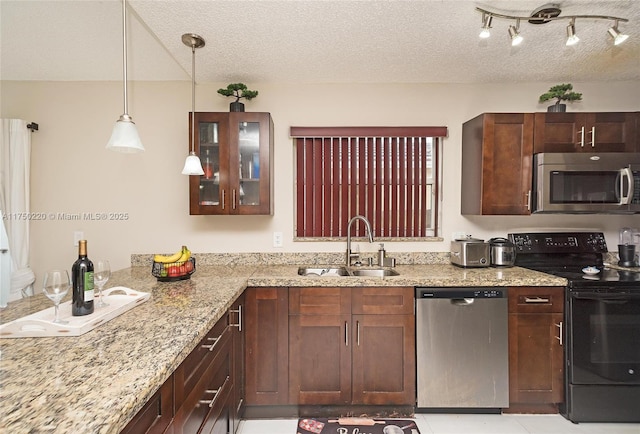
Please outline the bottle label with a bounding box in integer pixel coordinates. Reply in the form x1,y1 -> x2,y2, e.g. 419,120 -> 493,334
84,271 -> 94,301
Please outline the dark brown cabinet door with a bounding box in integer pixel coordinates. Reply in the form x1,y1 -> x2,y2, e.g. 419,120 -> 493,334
229,294 -> 245,434
461,113 -> 534,215
534,112 -> 637,153
244,287 -> 289,405
189,112 -> 274,215
507,287 -> 564,413
352,314 -> 415,405
288,313 -> 352,405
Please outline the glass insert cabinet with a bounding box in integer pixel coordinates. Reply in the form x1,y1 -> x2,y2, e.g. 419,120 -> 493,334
189,112 -> 274,215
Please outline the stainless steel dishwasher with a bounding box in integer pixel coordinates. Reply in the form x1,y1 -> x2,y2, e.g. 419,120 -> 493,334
415,287 -> 509,411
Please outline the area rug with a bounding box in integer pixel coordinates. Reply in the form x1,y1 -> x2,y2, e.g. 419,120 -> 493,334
297,418 -> 420,434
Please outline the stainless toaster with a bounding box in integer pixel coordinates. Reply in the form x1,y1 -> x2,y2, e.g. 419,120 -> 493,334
450,238 -> 490,268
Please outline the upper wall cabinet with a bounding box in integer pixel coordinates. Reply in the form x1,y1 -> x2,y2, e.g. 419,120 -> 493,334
189,112 -> 274,215
533,112 -> 638,153
461,113 -> 534,215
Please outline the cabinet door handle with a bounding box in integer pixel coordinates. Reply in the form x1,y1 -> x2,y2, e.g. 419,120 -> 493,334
356,320 -> 360,346
221,190 -> 226,210
232,189 -> 237,209
576,126 -> 585,147
525,190 -> 531,211
229,305 -> 242,332
345,321 -> 349,347
555,321 -> 563,346
199,375 -> 230,407
588,126 -> 595,147
524,296 -> 550,303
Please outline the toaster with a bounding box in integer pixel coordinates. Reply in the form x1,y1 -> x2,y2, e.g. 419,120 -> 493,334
450,238 -> 490,268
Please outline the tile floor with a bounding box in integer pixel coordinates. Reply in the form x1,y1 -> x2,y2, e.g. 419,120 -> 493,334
238,414 -> 640,434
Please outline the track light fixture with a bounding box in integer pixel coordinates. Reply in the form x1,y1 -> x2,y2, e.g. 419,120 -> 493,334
476,5 -> 630,47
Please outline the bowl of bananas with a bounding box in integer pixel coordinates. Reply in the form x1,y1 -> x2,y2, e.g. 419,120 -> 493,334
152,246 -> 196,282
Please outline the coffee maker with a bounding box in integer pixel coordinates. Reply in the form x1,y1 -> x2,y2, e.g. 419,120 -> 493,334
618,227 -> 639,267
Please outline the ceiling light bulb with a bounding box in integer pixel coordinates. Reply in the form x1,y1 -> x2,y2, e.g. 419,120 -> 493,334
479,15 -> 492,39
566,21 -> 579,46
608,25 -> 629,45
508,24 -> 523,46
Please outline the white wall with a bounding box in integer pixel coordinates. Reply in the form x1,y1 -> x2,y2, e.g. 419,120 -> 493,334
1,80 -> 639,286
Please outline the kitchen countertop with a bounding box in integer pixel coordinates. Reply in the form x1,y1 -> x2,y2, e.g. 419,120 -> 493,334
0,263 -> 566,434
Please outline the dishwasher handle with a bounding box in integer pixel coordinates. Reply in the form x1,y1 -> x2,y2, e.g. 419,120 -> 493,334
451,298 -> 475,306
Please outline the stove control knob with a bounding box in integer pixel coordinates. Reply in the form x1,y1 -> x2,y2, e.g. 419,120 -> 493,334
629,369 -> 635,375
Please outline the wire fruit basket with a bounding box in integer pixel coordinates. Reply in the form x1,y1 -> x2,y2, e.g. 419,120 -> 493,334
151,257 -> 196,282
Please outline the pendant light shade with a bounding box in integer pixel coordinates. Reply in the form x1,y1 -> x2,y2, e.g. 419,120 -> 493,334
181,33 -> 206,176
107,0 -> 144,153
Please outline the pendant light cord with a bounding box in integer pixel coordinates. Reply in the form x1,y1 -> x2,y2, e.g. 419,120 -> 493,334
122,0 -> 129,116
191,44 -> 196,153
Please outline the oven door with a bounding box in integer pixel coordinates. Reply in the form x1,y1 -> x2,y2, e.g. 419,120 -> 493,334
533,153 -> 640,213
568,290 -> 640,385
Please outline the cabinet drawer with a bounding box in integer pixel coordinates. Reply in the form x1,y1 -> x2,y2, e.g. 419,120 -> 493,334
120,377 -> 173,434
508,287 -> 564,313
352,287 -> 414,315
175,317 -> 230,408
174,331 -> 232,434
289,287 -> 350,315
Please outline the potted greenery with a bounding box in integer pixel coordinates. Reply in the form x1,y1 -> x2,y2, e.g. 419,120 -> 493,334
217,83 -> 259,112
539,83 -> 582,112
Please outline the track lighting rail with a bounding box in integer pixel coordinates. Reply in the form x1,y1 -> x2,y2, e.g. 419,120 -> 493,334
475,7 -> 628,24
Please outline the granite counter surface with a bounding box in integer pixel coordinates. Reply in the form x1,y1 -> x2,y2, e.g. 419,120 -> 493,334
0,263 -> 566,434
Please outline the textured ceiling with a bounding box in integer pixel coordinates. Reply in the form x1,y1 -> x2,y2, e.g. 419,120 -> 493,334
1,0 -> 639,83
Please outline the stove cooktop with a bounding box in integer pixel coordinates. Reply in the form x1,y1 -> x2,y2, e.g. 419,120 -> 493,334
535,267 -> 640,289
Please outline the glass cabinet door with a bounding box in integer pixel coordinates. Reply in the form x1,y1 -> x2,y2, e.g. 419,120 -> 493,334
199,121 -> 220,206
237,121 -> 261,207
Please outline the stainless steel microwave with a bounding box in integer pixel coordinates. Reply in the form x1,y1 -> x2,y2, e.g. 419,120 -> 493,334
533,153 -> 640,213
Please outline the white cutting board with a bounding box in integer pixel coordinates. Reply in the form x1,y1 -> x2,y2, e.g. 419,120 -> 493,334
0,286 -> 150,338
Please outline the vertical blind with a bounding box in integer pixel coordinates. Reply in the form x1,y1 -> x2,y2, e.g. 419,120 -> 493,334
291,126 -> 447,239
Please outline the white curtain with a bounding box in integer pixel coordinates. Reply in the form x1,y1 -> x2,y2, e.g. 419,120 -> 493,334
0,119 -> 35,304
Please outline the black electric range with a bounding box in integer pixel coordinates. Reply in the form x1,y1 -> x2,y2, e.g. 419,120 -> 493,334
508,231 -> 640,423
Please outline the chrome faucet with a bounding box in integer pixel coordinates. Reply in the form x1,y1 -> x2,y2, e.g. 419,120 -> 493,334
346,215 -> 374,266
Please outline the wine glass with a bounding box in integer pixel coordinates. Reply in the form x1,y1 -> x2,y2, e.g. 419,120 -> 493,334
94,260 -> 111,307
43,270 -> 70,324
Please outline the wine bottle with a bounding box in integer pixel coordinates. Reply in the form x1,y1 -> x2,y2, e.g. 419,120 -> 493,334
72,239 -> 94,316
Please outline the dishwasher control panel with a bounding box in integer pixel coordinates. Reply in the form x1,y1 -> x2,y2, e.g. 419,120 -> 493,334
415,288 -> 504,299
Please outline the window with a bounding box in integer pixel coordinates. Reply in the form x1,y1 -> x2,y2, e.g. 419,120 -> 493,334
291,126 -> 447,239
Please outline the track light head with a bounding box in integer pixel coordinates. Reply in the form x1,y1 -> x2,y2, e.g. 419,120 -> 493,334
566,19 -> 579,46
479,14 -> 492,38
608,22 -> 629,45
508,20 -> 523,46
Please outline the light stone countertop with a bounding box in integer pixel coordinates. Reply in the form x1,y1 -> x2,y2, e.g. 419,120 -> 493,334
0,263 -> 566,434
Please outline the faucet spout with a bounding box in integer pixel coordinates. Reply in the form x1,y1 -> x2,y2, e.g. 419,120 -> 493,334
346,215 -> 374,266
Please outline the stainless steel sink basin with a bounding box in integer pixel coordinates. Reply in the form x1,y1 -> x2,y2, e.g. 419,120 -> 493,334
349,268 -> 399,277
297,267 -> 349,276
297,266 -> 399,277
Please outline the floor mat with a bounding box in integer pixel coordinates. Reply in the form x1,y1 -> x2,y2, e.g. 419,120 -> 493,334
297,418 -> 420,434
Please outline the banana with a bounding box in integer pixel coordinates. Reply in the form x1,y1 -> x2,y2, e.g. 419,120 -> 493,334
154,247 -> 184,264
177,246 -> 191,263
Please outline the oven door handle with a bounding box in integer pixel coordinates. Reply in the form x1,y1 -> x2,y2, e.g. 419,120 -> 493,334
572,292 -> 640,302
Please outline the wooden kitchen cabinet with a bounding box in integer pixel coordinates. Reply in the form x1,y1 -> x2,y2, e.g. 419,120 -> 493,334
461,113 -> 534,215
534,112 -> 638,153
506,287 -> 565,413
229,294 -> 245,434
244,287 -> 290,406
288,286 -> 415,407
120,376 -> 174,434
188,112 -> 274,215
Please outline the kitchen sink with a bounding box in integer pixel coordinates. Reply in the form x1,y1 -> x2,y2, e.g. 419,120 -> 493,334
297,266 -> 399,277
349,268 -> 399,277
297,267 -> 349,276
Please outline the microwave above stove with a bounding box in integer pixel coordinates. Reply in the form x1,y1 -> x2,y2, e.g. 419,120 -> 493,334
532,152 -> 640,214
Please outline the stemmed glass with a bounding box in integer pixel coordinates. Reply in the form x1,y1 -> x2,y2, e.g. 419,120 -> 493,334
94,260 -> 111,308
43,270 -> 70,324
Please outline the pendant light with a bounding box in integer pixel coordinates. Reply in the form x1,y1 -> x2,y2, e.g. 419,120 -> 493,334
106,0 -> 144,153
181,33 -> 206,176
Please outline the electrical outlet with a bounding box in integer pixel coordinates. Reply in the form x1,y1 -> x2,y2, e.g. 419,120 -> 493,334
273,231 -> 283,248
73,231 -> 84,246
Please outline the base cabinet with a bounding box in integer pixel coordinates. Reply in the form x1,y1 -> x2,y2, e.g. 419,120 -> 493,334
506,287 -> 565,413
120,377 -> 173,434
288,286 -> 415,406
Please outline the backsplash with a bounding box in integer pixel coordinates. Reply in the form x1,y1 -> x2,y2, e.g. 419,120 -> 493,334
131,251 -> 451,267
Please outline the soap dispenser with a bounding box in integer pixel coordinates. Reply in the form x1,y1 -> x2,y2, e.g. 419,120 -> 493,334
377,243 -> 386,267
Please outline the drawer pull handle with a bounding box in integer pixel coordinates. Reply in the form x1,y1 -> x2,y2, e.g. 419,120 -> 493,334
201,328 -> 226,351
229,305 -> 242,332
524,296 -> 550,303
198,376 -> 230,407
